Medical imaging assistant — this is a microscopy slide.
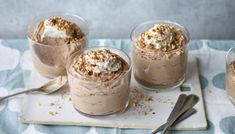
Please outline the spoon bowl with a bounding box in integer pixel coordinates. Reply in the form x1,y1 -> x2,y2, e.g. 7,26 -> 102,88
39,76 -> 68,94
0,75 -> 68,102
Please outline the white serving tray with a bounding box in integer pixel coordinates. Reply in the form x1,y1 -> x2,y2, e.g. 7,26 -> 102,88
19,56 -> 207,130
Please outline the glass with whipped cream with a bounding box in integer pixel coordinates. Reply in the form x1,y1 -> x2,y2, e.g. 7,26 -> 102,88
67,47 -> 131,116
131,21 -> 190,89
27,13 -> 89,78
226,46 -> 235,105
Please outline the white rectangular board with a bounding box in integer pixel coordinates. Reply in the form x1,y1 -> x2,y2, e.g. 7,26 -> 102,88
19,56 -> 207,130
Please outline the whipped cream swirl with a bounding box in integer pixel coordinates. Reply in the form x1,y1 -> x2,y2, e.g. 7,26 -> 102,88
75,49 -> 122,75
137,23 -> 187,52
41,19 -> 69,39
139,24 -> 174,49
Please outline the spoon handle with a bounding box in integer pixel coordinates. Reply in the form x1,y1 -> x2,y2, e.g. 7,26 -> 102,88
0,88 -> 39,101
159,94 -> 187,134
167,94 -> 187,121
162,95 -> 199,134
151,108 -> 197,134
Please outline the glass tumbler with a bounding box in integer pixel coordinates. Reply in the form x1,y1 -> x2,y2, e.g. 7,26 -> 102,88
131,20 -> 190,90
27,12 -> 89,78
226,46 -> 235,104
66,47 -> 132,116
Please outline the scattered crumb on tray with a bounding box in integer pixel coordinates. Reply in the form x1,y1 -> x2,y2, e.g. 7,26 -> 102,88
49,102 -> 55,106
36,89 -> 73,116
48,111 -> 59,116
130,88 -> 153,116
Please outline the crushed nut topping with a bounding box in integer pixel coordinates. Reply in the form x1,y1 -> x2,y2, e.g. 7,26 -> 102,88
136,24 -> 187,52
73,49 -> 125,78
40,17 -> 84,40
47,17 -> 74,31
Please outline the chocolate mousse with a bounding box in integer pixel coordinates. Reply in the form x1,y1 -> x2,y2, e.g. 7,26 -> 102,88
226,61 -> 235,104
28,17 -> 87,78
67,48 -> 131,115
132,22 -> 189,89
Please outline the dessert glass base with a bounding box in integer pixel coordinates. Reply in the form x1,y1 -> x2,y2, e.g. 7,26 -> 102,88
134,74 -> 185,90
72,99 -> 129,117
31,55 -> 66,78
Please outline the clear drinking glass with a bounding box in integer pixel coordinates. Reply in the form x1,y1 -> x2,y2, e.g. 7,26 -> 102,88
226,46 -> 235,104
27,12 -> 89,78
131,20 -> 190,90
66,47 -> 132,116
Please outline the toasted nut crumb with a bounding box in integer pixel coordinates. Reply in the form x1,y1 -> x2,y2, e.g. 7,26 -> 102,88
49,111 -> 54,116
49,103 -> 55,106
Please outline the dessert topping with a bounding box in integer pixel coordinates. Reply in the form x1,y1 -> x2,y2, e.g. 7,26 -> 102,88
41,17 -> 83,40
137,23 -> 187,52
74,49 -> 122,76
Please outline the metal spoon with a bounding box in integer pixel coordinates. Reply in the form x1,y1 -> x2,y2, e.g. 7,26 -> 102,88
166,94 -> 188,122
0,76 -> 67,102
162,95 -> 199,134
151,108 -> 197,134
151,94 -> 193,134
152,94 -> 187,134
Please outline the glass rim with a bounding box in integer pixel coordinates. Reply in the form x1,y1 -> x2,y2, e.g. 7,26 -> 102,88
27,35 -> 87,48
130,20 -> 190,41
66,46 -> 132,84
130,20 -> 190,53
226,46 -> 235,64
27,12 -> 89,47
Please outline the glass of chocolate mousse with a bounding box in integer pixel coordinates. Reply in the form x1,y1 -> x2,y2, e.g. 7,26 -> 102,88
27,13 -> 89,78
66,47 -> 131,116
131,21 -> 190,89
226,46 -> 235,104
